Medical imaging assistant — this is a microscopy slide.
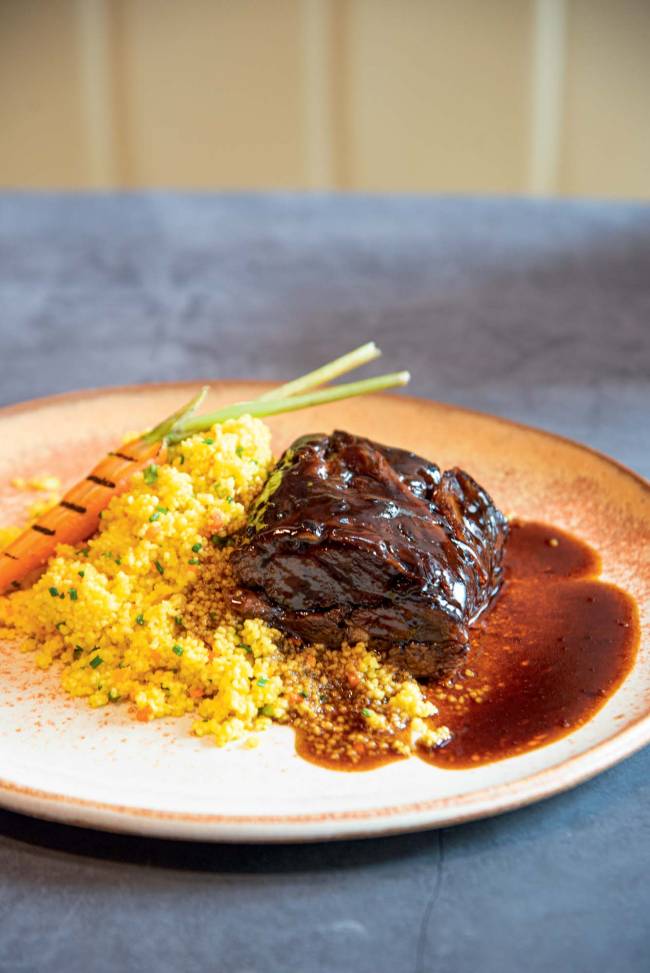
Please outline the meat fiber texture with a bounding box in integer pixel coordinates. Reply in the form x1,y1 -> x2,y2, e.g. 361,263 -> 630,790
229,431 -> 508,679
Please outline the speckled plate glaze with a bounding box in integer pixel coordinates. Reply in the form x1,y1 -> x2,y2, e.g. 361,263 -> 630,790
0,383 -> 648,843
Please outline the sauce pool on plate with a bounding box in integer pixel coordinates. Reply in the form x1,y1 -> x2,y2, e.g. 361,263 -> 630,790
420,521 -> 638,769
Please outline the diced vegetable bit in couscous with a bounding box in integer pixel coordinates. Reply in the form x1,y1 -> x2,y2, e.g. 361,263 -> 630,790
0,416 -> 448,754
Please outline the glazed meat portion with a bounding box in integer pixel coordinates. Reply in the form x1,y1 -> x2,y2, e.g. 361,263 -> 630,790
229,431 -> 508,678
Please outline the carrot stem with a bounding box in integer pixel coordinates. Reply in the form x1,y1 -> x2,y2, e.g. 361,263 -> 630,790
167,371 -> 411,444
142,387 -> 208,445
257,342 -> 381,402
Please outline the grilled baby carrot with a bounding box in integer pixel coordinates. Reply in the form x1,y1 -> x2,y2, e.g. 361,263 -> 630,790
0,437 -> 165,592
0,387 -> 207,594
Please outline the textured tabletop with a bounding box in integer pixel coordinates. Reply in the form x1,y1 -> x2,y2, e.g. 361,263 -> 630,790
0,192 -> 649,973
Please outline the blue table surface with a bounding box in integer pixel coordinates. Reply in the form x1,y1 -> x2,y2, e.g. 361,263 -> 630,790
0,192 -> 648,973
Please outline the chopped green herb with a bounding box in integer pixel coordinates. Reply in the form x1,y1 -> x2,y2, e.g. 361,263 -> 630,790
156,506 -> 168,514
362,708 -> 372,718
73,646 -> 83,660
210,534 -> 228,548
208,611 -> 218,624
236,445 -> 244,457
115,556 -> 122,565
178,455 -> 185,465
256,677 -> 269,687
108,688 -> 121,702
188,558 -> 200,565
55,621 -> 65,630
78,570 -> 85,578
202,437 -> 215,445
136,614 -> 145,626
102,551 -> 114,559
238,643 -> 253,654
48,587 -> 59,598
89,655 -> 103,669
68,588 -> 78,601
226,496 -> 234,504
149,512 -> 161,522
260,704 -> 275,717
143,464 -> 158,485
81,547 -> 90,557
172,644 -> 184,656
191,542 -> 202,553
298,690 -> 308,698
154,560 -> 165,575
174,616 -> 184,627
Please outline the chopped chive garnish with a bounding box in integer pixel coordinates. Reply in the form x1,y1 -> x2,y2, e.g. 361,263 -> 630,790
172,644 -> 183,656
55,621 -> 65,630
238,643 -> 252,654
226,496 -> 233,504
299,690 -> 308,698
210,534 -> 228,548
81,547 -> 90,556
188,558 -> 200,565
191,542 -> 202,553
149,512 -> 160,522
73,646 -> 83,659
260,704 -> 275,717
202,437 -> 215,445
78,570 -> 85,578
178,455 -> 185,465
136,614 -> 145,626
108,688 -> 121,702
48,587 -> 59,597
154,560 -> 165,575
68,588 -> 78,601
362,708 -> 371,717
143,464 -> 158,485
256,677 -> 268,687
89,655 -> 103,669
157,506 -> 168,513
174,616 -> 184,627
236,445 -> 244,457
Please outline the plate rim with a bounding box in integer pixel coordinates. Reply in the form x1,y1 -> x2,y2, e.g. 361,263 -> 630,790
0,381 -> 648,842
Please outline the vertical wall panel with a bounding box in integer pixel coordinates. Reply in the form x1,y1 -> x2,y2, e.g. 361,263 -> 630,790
341,0 -> 534,192
114,0 -> 307,188
0,0 -> 87,188
559,0 -> 650,198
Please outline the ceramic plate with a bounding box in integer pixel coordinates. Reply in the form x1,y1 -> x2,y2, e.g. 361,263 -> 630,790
0,383 -> 648,842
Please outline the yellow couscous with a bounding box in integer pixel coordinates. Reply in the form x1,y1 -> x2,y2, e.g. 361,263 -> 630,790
0,415 -> 448,759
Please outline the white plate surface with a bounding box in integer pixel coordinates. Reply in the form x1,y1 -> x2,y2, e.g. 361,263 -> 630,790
0,383 -> 648,842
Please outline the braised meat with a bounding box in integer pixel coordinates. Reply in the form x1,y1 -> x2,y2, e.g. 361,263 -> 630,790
229,431 -> 508,678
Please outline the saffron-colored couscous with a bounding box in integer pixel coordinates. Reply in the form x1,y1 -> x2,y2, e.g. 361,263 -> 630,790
0,415 -> 448,759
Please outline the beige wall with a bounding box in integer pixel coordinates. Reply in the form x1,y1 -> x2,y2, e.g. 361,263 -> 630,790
1,0 -> 648,197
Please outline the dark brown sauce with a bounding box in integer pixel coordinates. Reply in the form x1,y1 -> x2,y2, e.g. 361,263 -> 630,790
419,521 -> 638,769
294,521 -> 639,771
